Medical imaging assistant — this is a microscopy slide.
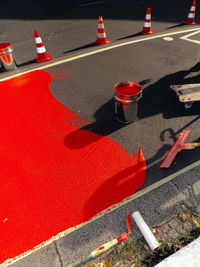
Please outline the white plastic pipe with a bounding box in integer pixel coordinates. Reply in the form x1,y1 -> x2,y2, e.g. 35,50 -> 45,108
132,211 -> 159,251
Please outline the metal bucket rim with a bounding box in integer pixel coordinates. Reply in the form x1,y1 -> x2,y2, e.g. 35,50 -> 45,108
114,96 -> 137,103
114,81 -> 142,97
114,91 -> 142,98
114,95 -> 142,104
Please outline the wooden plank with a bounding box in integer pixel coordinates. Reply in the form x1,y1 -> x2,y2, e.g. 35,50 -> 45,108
181,143 -> 200,149
179,92 -> 200,102
171,84 -> 200,96
171,83 -> 200,89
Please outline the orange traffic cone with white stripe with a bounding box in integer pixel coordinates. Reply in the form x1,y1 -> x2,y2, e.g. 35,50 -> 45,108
93,16 -> 111,45
34,30 -> 52,63
140,7 -> 154,35
184,0 -> 196,25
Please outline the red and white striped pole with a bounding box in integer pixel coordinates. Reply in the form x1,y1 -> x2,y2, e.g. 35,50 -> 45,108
34,30 -> 52,63
93,16 -> 111,45
184,0 -> 196,25
140,7 -> 154,35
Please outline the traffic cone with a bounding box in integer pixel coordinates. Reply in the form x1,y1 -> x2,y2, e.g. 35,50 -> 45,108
34,30 -> 52,63
140,7 -> 154,35
93,16 -> 111,45
184,0 -> 196,25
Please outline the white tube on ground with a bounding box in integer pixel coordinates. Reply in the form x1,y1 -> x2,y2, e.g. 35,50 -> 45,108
132,211 -> 160,251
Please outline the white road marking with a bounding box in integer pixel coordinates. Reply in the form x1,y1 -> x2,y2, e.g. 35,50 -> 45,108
180,29 -> 200,44
163,36 -> 174,41
1,27 -> 200,82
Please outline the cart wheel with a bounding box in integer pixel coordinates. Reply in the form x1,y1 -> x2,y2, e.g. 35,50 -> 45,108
184,102 -> 193,109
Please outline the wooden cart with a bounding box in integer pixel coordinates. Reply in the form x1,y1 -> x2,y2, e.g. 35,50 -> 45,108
170,83 -> 200,109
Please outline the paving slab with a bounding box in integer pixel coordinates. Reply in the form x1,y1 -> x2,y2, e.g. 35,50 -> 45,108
155,236 -> 200,267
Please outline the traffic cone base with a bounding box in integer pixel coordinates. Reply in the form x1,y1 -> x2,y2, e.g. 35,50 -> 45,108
35,53 -> 52,63
93,38 -> 111,45
139,29 -> 154,35
183,20 -> 196,25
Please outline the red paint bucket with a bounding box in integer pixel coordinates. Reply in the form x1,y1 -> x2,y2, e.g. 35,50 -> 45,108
114,81 -> 142,123
0,43 -> 17,71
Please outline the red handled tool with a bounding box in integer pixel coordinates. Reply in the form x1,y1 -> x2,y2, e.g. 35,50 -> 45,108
68,212 -> 133,267
160,130 -> 200,168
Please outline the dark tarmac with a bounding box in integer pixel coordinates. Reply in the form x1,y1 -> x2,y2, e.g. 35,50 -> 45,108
47,32 -> 200,186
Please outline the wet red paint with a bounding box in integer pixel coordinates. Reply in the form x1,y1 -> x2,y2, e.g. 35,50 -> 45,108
65,112 -> 91,129
115,81 -> 142,96
0,70 -> 146,265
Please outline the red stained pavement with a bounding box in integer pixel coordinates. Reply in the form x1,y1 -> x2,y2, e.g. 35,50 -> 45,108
0,70 -> 146,264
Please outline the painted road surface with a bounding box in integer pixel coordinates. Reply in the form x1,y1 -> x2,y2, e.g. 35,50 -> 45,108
0,70 -> 146,265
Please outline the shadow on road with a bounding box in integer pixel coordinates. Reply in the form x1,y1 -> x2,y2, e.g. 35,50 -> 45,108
64,61 -> 200,151
166,23 -> 186,29
138,62 -> 200,120
143,122 -> 200,187
64,98 -> 122,149
17,59 -> 36,67
117,33 -> 141,41
63,43 -> 97,54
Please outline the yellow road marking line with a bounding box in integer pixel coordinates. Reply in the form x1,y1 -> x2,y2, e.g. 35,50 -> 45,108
1,27 -> 200,82
180,29 -> 200,44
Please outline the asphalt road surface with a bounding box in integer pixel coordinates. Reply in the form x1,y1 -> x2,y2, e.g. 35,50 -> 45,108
1,1 -> 200,266
1,0 -> 200,64
46,31 -> 200,186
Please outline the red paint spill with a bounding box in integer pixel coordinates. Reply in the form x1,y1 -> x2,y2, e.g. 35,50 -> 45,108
47,66 -> 71,81
65,112 -> 91,129
0,70 -> 146,265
